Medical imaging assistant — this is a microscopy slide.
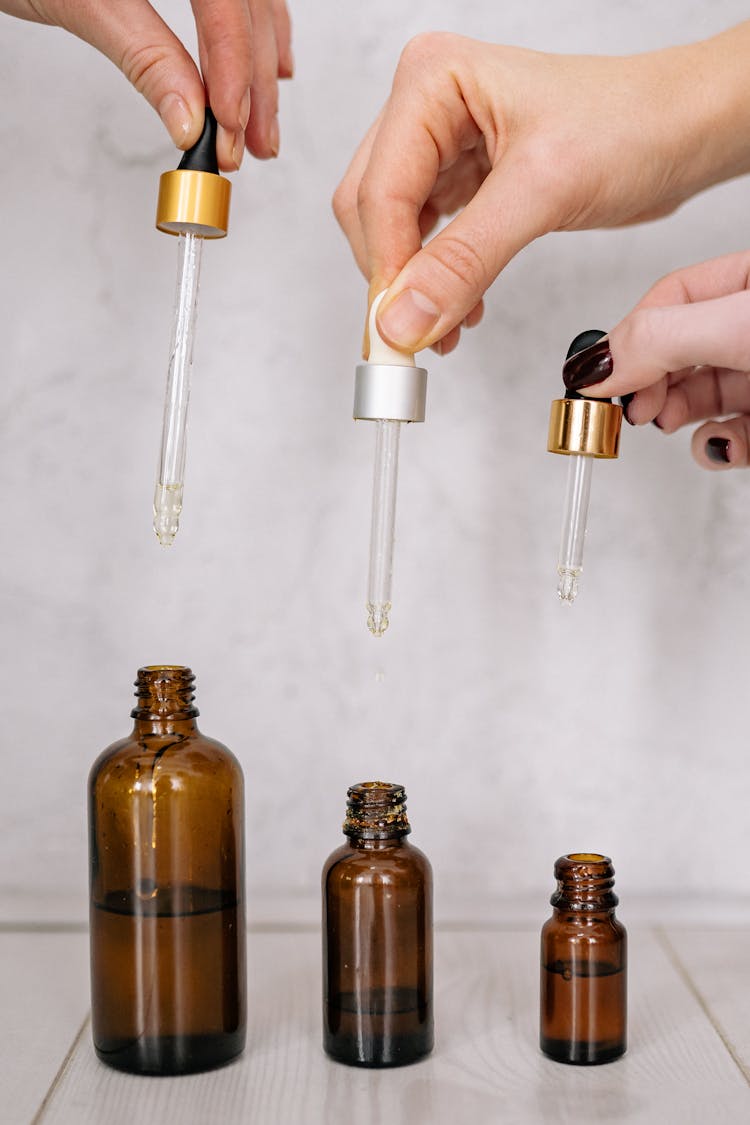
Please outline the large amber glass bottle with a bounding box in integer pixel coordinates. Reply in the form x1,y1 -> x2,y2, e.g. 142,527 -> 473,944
89,666 -> 246,1074
322,781 -> 433,1067
540,853 -> 627,1065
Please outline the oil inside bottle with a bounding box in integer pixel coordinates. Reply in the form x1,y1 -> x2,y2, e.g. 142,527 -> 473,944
325,986 -> 430,1067
540,958 -> 626,1064
90,883 -> 243,1075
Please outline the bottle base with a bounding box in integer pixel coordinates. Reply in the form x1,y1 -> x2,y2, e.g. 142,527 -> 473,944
94,1030 -> 246,1076
540,1035 -> 626,1065
324,987 -> 433,1067
324,1030 -> 433,1068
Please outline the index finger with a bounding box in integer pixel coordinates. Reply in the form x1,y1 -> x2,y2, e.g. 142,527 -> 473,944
332,109 -> 386,277
356,37 -> 480,291
191,0 -> 253,130
588,289 -> 750,400
630,249 -> 750,312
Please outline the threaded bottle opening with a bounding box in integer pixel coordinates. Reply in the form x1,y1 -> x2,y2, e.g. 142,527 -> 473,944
131,665 -> 199,720
551,853 -> 618,912
343,781 -> 411,839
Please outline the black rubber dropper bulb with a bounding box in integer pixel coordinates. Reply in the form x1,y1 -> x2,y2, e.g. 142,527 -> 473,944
177,107 -> 220,174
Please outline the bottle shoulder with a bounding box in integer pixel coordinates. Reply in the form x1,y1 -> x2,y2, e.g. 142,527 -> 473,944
89,728 -> 243,791
541,911 -> 626,944
322,839 -> 432,887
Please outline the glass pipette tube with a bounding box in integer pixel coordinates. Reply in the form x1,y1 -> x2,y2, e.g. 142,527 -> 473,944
367,419 -> 401,636
557,452 -> 593,603
153,231 -> 203,545
354,291 -> 427,636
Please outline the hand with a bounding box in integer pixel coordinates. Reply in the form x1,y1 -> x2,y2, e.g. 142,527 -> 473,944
2,0 -> 293,167
562,250 -> 750,471
333,26 -> 750,356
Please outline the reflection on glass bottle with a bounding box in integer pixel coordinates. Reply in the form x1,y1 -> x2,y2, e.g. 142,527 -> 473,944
322,781 -> 433,1067
540,852 -> 627,1065
88,666 -> 246,1075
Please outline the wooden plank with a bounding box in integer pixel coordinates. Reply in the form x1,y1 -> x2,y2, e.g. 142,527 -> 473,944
0,933 -> 89,1125
662,929 -> 750,1082
39,929 -> 750,1124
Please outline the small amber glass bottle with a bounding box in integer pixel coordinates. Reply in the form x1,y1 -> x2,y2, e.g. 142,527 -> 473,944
540,853 -> 627,1065
322,782 -> 433,1067
88,666 -> 246,1075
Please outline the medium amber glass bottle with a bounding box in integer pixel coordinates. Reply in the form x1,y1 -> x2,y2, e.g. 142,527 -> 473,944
322,782 -> 433,1067
88,666 -> 246,1075
540,853 -> 627,1065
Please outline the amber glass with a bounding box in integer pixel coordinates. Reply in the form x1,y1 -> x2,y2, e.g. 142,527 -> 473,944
540,853 -> 627,1065
88,666 -> 246,1075
322,782 -> 433,1067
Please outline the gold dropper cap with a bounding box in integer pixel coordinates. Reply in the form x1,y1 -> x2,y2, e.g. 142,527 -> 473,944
548,396 -> 622,458
155,108 -> 231,238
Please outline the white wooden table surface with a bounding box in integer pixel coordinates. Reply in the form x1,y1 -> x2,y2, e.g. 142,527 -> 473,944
3,918 -> 750,1125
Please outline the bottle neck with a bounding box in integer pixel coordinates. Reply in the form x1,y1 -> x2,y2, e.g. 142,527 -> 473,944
130,666 -> 199,736
550,853 -> 618,914
342,781 -> 411,843
347,836 -> 406,851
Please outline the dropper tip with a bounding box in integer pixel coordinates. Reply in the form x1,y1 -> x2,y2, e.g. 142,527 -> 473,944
367,602 -> 391,637
153,483 -> 183,547
557,568 -> 579,605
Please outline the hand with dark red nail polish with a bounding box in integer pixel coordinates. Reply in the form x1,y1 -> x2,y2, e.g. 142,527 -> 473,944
572,248 -> 750,471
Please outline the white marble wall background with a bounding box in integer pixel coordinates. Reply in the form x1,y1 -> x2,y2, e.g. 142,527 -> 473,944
1,0 -> 749,923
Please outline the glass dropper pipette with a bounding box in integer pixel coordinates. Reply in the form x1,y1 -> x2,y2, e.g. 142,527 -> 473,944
354,293 -> 428,635
154,231 -> 202,544
548,330 -> 623,604
153,108 -> 231,545
556,449 -> 593,603
367,417 -> 401,635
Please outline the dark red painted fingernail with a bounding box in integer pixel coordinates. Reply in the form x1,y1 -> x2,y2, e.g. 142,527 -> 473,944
706,437 -> 730,463
562,339 -> 613,391
619,392 -> 635,425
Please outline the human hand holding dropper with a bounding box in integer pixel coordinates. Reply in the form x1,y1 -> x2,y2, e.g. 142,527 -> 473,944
1,0 -> 292,167
562,251 -> 750,472
333,24 -> 750,358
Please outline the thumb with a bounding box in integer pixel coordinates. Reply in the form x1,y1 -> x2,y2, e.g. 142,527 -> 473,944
375,157 -> 548,352
54,0 -> 206,148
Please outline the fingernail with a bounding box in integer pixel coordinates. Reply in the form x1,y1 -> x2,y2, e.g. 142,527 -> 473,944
269,116 -> 280,157
563,339 -> 613,391
619,392 -> 635,425
158,93 -> 193,146
217,123 -> 243,169
239,87 -> 251,131
379,289 -> 440,350
232,130 -> 245,170
706,437 -> 730,464
279,46 -> 295,79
